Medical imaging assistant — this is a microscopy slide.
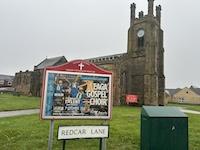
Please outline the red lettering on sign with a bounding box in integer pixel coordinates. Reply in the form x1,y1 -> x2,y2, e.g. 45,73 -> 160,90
126,95 -> 138,104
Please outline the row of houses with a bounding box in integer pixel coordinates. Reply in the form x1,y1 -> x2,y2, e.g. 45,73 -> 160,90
166,86 -> 200,104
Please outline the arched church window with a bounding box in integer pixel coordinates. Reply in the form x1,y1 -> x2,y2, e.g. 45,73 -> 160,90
138,36 -> 144,48
122,72 -> 127,94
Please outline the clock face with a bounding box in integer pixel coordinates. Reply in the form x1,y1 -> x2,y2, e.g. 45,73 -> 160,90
137,29 -> 144,37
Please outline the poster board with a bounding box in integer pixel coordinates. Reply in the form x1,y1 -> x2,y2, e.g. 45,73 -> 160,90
40,60 -> 112,120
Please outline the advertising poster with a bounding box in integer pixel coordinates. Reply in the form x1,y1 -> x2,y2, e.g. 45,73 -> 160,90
41,70 -> 112,119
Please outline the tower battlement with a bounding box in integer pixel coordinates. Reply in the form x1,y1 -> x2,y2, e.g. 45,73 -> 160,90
130,0 -> 161,26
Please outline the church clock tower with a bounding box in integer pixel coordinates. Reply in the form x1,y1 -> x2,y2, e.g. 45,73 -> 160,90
122,0 -> 165,105
87,0 -> 165,106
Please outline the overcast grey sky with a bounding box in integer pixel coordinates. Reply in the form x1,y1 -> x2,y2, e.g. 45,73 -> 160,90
0,0 -> 200,88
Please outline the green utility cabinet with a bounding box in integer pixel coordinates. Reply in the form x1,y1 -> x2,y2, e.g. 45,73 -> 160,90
141,106 -> 188,150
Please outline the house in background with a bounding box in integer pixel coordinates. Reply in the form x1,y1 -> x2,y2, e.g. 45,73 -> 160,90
13,56 -> 67,96
165,88 -> 181,103
0,74 -> 14,87
0,74 -> 15,93
166,86 -> 200,104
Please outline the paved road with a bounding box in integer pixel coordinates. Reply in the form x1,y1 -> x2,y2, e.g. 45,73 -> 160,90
0,109 -> 39,118
180,109 -> 200,115
0,108 -> 200,118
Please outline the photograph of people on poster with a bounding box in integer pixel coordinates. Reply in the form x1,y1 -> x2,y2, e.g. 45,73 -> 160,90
42,71 -> 112,119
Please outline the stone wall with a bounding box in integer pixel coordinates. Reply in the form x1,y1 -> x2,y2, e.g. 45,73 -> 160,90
13,71 -> 33,95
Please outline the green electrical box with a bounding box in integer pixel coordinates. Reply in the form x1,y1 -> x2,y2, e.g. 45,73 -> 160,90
141,106 -> 188,150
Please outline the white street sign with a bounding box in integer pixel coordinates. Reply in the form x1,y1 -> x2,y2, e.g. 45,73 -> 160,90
58,126 -> 109,140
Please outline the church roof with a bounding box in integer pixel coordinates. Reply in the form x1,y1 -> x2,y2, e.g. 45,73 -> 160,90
34,56 -> 67,70
86,53 -> 126,63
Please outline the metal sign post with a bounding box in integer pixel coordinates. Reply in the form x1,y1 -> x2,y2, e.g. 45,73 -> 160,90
62,140 -> 66,150
99,120 -> 107,150
48,119 -> 54,150
100,137 -> 106,150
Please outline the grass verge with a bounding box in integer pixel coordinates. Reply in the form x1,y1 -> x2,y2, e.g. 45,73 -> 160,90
0,106 -> 200,150
168,102 -> 200,112
0,94 -> 40,111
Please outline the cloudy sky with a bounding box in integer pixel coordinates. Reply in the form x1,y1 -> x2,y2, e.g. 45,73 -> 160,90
0,0 -> 199,88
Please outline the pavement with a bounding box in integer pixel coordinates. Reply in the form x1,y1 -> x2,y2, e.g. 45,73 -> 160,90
180,109 -> 200,115
0,109 -> 39,118
0,108 -> 200,118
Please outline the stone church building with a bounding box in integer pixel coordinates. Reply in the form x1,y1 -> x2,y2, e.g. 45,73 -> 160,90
13,0 -> 165,106
13,56 -> 67,96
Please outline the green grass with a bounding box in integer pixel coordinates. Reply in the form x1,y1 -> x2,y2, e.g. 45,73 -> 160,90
0,94 -> 40,111
0,94 -> 199,149
188,113 -> 200,149
0,106 -> 139,150
168,102 -> 200,112
0,106 -> 200,150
